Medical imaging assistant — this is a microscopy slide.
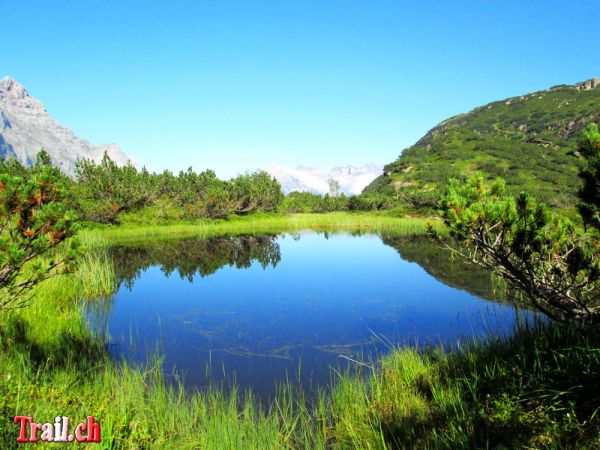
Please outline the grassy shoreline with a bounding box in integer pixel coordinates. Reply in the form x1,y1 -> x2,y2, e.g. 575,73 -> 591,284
84,212 -> 444,242
0,213 -> 598,448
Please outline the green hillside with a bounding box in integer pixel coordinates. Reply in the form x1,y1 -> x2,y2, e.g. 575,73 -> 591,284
365,79 -> 600,210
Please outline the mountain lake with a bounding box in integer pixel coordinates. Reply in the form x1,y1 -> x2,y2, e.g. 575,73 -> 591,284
87,232 -> 531,402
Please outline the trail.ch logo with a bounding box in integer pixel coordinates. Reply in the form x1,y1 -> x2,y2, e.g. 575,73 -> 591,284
13,416 -> 101,443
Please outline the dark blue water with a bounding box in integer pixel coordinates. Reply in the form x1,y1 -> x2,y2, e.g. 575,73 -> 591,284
88,232 -> 527,401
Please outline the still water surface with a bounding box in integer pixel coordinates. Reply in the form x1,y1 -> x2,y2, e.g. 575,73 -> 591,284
88,232 -> 526,400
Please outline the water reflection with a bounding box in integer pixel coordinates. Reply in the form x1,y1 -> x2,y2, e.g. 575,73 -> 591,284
88,232 -> 526,401
111,235 -> 281,287
381,235 -> 506,303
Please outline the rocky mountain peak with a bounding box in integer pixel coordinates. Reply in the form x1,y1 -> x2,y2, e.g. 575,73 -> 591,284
0,76 -> 46,113
0,76 -> 26,96
0,76 -> 130,174
576,78 -> 600,91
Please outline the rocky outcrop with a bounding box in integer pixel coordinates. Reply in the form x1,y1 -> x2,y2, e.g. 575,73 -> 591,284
0,76 -> 130,175
576,78 -> 600,91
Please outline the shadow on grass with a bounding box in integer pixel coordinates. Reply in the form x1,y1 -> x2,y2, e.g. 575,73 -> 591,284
365,322 -> 600,449
0,315 -> 107,372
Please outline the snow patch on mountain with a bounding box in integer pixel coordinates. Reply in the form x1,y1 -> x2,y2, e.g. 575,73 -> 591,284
267,164 -> 382,195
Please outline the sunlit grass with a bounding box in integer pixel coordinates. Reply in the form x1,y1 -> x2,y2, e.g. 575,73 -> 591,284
77,235 -> 116,300
83,212 -> 446,243
0,213 -> 598,447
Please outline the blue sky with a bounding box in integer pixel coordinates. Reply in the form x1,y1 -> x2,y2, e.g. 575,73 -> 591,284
3,1 -> 598,178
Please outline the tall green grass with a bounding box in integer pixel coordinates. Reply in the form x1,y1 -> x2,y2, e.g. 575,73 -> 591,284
77,234 -> 116,299
2,315 -> 598,448
327,322 -> 600,448
0,214 -> 598,448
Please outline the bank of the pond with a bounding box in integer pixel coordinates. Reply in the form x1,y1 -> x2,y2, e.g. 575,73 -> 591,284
0,214 -> 598,448
84,212 -> 445,242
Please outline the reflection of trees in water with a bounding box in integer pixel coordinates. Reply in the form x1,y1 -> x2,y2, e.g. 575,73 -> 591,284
88,232 -> 520,360
380,235 -> 507,303
110,235 -> 281,288
88,235 -> 281,325
107,232 -> 504,303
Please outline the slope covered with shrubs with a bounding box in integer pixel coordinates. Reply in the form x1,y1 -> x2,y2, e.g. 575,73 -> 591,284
365,80 -> 600,210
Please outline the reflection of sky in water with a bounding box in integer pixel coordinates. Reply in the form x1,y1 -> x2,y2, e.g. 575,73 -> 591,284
88,233 -> 529,402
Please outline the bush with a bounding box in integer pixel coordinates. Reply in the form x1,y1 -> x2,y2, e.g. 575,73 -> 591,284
73,155 -> 285,222
0,161 -> 81,309
439,174 -> 599,322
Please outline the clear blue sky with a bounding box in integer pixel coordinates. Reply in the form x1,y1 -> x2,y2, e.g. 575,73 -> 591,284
3,1 -> 598,178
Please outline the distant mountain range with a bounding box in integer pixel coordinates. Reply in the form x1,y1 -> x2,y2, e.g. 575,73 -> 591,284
1,76 -> 382,190
365,78 -> 600,208
0,76 -> 129,174
267,163 -> 382,195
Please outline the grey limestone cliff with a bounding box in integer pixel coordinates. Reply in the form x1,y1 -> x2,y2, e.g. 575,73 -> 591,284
0,76 -> 129,174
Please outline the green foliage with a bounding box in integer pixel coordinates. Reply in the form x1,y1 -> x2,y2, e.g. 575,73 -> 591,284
321,193 -> 349,212
279,191 -> 402,214
74,153 -> 158,223
229,171 -> 284,213
0,164 -> 80,309
0,156 -> 29,178
279,192 -> 324,213
175,169 -> 234,220
347,193 -> 398,211
73,154 -> 285,222
368,84 -> 600,209
6,150 -> 408,223
439,174 -> 600,322
578,123 -> 600,231
330,322 -> 600,449
33,148 -> 52,168
279,191 -> 349,213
